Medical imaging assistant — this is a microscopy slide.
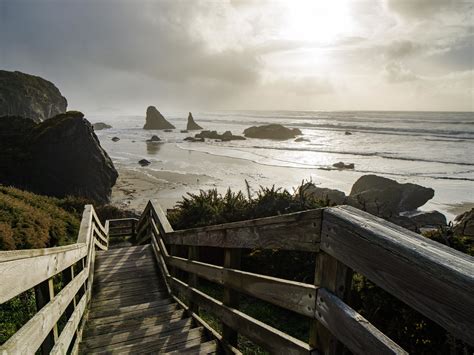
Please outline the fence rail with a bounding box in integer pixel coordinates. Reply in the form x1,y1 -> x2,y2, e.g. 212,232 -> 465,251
0,205 -> 108,354
135,200 -> 474,354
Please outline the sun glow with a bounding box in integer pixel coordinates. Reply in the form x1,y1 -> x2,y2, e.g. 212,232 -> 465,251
279,0 -> 355,44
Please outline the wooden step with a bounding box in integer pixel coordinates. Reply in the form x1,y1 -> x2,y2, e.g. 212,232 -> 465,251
94,268 -> 158,283
96,244 -> 150,256
93,283 -> 165,300
93,275 -> 162,289
163,339 -> 219,354
85,327 -> 206,354
94,259 -> 156,274
83,317 -> 193,350
86,303 -> 179,326
91,291 -> 167,309
89,299 -> 173,319
84,309 -> 186,337
95,252 -> 153,266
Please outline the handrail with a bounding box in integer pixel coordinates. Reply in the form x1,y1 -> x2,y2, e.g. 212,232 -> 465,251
135,199 -> 474,354
0,204 -> 108,354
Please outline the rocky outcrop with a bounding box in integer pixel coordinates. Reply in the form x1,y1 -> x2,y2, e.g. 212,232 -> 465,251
143,106 -> 175,130
295,137 -> 309,142
349,175 -> 434,217
93,122 -> 112,130
146,135 -> 161,142
453,209 -> 474,237
0,70 -> 67,123
301,184 -> 347,205
244,124 -> 302,140
0,111 -> 118,203
195,130 -> 246,141
184,136 -> 205,142
138,159 -> 151,167
186,112 -> 203,130
333,162 -> 354,169
301,175 -> 441,232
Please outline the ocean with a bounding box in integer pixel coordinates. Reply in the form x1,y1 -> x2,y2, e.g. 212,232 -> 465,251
92,110 -> 474,220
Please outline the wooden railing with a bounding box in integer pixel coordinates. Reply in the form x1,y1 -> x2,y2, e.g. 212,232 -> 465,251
135,200 -> 474,354
0,205 -> 108,354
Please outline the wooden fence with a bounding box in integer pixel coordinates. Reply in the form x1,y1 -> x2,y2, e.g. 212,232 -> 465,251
133,200 -> 474,354
0,205 -> 108,354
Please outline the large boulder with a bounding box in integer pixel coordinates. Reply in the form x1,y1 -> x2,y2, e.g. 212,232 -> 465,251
300,183 -> 347,205
0,111 -> 118,203
349,175 -> 434,217
0,70 -> 67,123
453,208 -> 474,237
402,210 -> 447,230
143,106 -> 175,130
244,124 -> 302,140
93,122 -> 112,130
186,112 -> 203,130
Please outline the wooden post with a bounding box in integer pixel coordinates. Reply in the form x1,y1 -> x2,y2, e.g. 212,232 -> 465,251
187,246 -> 199,313
34,278 -> 58,354
222,248 -> 241,347
309,252 -> 353,354
131,219 -> 136,239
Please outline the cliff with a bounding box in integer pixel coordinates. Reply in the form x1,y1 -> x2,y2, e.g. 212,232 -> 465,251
0,70 -> 67,123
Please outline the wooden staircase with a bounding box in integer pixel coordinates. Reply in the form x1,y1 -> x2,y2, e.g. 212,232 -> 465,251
79,245 -> 217,354
1,201 -> 473,354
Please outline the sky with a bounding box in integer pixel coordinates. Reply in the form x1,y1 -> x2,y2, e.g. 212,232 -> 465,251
0,0 -> 473,113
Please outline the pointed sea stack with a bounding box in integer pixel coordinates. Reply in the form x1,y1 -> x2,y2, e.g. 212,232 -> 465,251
143,106 -> 175,130
186,112 -> 203,130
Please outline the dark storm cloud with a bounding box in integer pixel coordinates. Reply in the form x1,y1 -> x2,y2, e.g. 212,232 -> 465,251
0,0 -> 262,110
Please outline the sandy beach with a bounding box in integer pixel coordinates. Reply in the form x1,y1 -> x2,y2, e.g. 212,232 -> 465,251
107,140 -> 472,222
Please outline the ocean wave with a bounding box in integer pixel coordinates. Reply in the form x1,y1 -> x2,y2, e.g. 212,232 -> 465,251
249,145 -> 474,167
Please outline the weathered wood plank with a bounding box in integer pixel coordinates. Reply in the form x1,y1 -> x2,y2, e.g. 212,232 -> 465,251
50,292 -> 87,354
167,255 -> 318,318
170,277 -> 312,354
315,288 -> 406,354
165,209 -> 322,251
0,244 -> 87,303
84,309 -> 185,337
322,205 -> 474,345
90,299 -> 173,319
83,318 -> 193,349
1,268 -> 88,354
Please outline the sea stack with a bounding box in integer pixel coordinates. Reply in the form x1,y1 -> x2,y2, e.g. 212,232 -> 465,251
143,106 -> 175,130
186,112 -> 203,130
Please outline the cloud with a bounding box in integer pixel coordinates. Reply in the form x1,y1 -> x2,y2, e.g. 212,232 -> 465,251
385,0 -> 472,20
383,62 -> 418,83
385,40 -> 421,59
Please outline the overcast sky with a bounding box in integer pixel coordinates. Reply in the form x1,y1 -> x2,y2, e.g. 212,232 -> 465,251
1,0 -> 473,113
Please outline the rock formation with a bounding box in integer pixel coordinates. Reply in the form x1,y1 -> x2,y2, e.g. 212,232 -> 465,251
349,175 -> 434,217
111,137 -> 120,142
244,124 -> 302,140
295,137 -> 309,142
453,209 -> 474,237
0,111 -> 118,203
0,70 -> 67,123
138,159 -> 151,167
195,130 -> 246,141
301,175 -> 442,232
143,106 -> 175,130
187,112 -> 203,130
93,122 -> 112,130
332,162 -> 355,169
146,135 -> 161,142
